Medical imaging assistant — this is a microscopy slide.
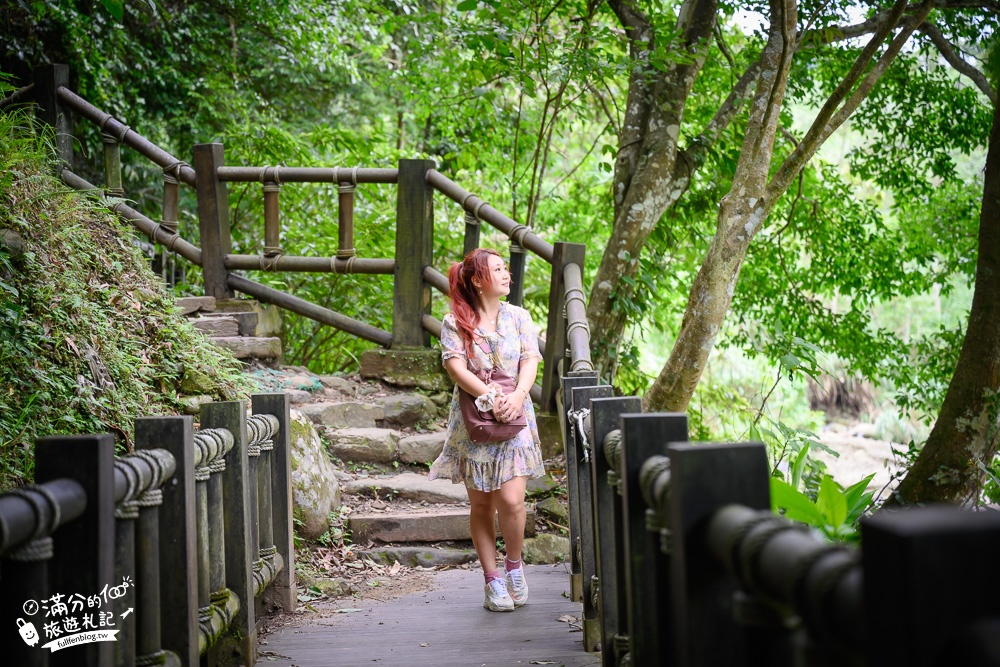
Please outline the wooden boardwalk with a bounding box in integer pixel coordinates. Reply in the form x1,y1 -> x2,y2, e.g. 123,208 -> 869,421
256,564 -> 601,667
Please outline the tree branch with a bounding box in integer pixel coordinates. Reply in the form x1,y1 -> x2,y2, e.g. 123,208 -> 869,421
919,21 -> 997,102
768,0 -> 928,201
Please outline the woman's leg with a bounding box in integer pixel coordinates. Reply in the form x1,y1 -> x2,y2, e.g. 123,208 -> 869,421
495,475 -> 527,561
467,487 -> 499,574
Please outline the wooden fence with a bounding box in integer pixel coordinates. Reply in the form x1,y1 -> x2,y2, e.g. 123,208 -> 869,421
0,394 -> 293,667
559,384 -> 1000,667
2,63 -> 593,414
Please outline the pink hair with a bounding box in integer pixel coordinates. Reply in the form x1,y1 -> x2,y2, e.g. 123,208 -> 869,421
447,248 -> 503,359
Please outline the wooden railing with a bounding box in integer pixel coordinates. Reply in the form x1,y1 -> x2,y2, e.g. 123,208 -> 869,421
0,394 -> 293,667
559,387 -> 1000,666
6,64 -> 594,415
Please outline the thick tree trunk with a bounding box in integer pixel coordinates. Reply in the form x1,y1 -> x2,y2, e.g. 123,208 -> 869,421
587,0 -> 719,377
890,99 -> 1000,506
644,0 -> 797,411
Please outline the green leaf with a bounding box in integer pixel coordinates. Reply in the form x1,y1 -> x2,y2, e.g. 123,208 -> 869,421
790,442 -> 810,489
770,477 -> 825,526
100,0 -> 124,21
816,476 -> 848,529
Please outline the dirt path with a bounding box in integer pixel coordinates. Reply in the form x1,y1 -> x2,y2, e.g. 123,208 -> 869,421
815,426 -> 908,498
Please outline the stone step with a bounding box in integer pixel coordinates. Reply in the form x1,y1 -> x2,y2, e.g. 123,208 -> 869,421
175,296 -> 216,315
300,402 -> 385,429
194,311 -> 259,336
349,506 -> 537,543
342,472 -> 468,504
191,315 -> 240,337
209,336 -> 281,360
360,545 -> 478,568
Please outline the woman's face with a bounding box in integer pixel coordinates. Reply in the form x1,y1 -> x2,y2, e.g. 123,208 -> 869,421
481,254 -> 511,298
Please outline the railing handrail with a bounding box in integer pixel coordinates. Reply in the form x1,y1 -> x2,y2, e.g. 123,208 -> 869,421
56,86 -> 197,186
425,168 -> 556,264
216,165 -> 398,184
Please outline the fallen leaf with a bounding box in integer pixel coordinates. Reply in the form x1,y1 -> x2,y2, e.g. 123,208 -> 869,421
556,615 -> 578,623
419,642 -> 428,647
389,561 -> 401,576
333,608 -> 361,614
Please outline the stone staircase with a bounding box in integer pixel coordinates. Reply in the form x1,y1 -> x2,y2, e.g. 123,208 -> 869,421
177,296 -> 283,364
250,367 -> 570,569
175,295 -> 571,571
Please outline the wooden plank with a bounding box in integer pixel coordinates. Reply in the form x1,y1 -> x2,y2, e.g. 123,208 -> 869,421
256,565 -> 600,667
194,143 -> 233,300
392,159 -> 435,348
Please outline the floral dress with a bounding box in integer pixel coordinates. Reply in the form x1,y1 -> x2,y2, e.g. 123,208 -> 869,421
428,302 -> 546,492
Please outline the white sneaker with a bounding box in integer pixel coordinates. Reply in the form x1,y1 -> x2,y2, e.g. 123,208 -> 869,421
483,578 -> 515,612
505,566 -> 528,607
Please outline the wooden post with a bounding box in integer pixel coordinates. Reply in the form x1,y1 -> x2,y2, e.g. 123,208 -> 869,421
590,396 -> 642,667
462,209 -> 480,258
507,241 -> 526,307
32,64 -> 73,166
393,159 -> 435,348
559,373 -> 598,602
136,417 -> 198,667
862,506 -> 1000,666
201,401 -> 255,667
541,242 -> 586,412
667,441 -> 770,667
619,413 -> 687,667
194,143 -> 233,300
252,394 -> 295,613
113,482 -> 138,667
35,434 -> 116,667
571,383 -> 613,653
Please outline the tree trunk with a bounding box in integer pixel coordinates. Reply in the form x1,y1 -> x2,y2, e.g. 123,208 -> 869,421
644,0 -> 797,411
587,0 -> 719,377
889,98 -> 1000,506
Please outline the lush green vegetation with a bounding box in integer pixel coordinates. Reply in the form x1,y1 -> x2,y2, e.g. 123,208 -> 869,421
0,101 -> 257,489
3,0 -> 998,512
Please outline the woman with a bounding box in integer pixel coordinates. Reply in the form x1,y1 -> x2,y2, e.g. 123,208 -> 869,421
428,248 -> 545,612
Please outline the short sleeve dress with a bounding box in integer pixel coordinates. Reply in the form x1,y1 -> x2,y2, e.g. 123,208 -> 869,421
428,302 -> 546,492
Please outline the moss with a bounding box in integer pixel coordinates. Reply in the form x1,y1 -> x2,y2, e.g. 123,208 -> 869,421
0,108 -> 258,488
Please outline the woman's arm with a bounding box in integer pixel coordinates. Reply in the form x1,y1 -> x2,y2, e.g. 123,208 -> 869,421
444,357 -> 498,398
494,356 -> 538,421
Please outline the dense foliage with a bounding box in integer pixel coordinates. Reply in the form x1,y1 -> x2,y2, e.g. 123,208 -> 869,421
0,103 -> 256,489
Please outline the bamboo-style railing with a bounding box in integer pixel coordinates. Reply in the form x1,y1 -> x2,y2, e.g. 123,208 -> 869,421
0,394 -> 293,667
9,64 -> 593,414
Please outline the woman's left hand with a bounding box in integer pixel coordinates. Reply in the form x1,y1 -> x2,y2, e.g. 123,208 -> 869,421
495,389 -> 525,423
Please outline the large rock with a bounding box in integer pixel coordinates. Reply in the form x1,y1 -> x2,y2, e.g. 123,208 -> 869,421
342,472 -> 468,504
522,534 -> 570,564
360,349 -> 452,391
380,394 -> 437,429
534,412 -> 564,460
319,375 -> 357,396
326,428 -> 399,464
299,402 -> 384,429
535,497 -> 569,524
397,432 -> 446,464
288,409 -> 342,540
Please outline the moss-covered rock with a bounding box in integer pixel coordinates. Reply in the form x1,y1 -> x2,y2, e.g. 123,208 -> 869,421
359,348 -> 452,391
289,409 -> 342,540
